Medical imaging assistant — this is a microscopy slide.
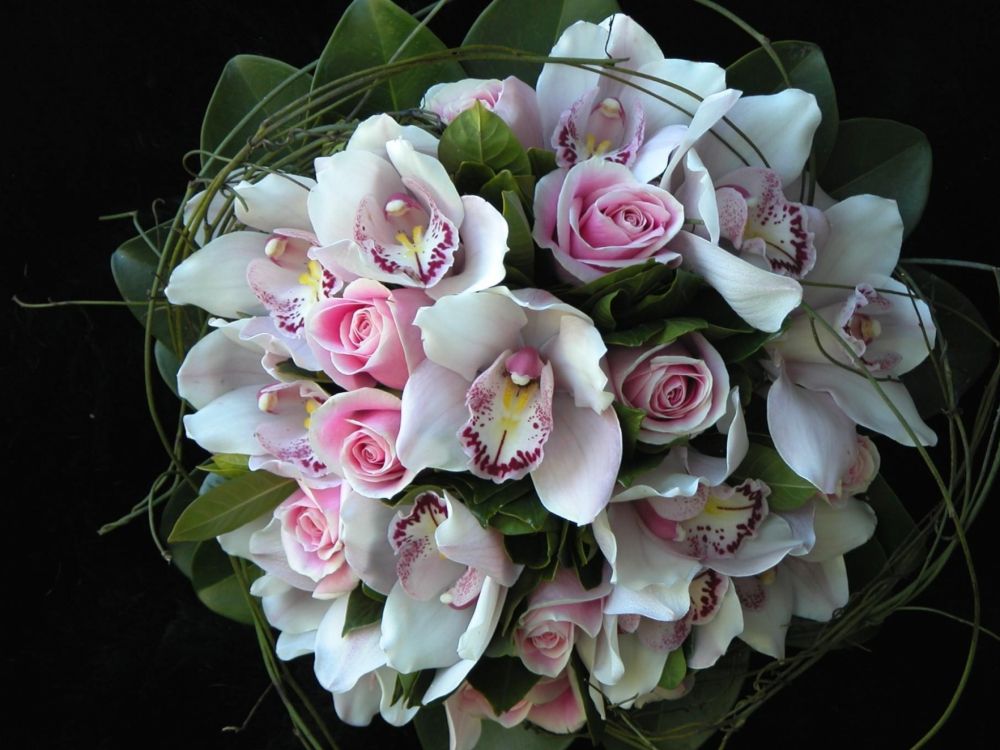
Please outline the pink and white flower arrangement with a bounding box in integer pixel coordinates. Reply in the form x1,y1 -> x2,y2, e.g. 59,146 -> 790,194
110,4 -> 989,748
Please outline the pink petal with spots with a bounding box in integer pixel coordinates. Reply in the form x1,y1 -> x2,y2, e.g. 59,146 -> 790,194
461,350 -> 555,483
390,491 -> 465,600
678,479 -> 770,561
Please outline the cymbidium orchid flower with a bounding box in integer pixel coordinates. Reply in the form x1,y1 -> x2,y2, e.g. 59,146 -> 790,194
307,114 -> 509,298
396,287 -> 622,525
764,193 -> 937,493
166,172 -> 342,372
734,495 -> 876,658
422,76 -> 544,148
177,322 -> 337,487
536,14 -> 733,183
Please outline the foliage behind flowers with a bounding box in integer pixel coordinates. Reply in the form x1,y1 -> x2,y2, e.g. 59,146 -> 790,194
105,1 -> 998,748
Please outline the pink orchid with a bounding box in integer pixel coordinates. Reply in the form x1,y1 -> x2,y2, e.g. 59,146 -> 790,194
397,287 -> 623,525
422,76 -> 543,148
307,114 -> 509,298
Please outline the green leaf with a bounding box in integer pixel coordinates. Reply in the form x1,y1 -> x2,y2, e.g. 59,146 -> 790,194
461,0 -> 621,85
712,328 -> 782,363
731,443 -> 816,511
865,475 -> 923,577
659,648 -> 687,690
110,222 -> 175,343
467,656 -> 542,714
604,317 -> 709,347
160,483 -> 200,580
154,340 -> 181,396
820,118 -> 932,237
614,402 -> 646,461
168,471 -> 296,542
479,169 -> 530,209
503,532 -> 557,568
527,147 -> 558,179
453,160 -> 497,195
190,540 -> 258,625
502,189 -> 536,282
569,655 -> 605,745
603,645 -> 749,750
439,102 -> 531,176
900,267 -> 995,417
200,453 -> 251,480
313,0 -> 462,119
343,585 -> 385,636
491,493 -> 559,535
200,55 -> 312,176
727,41 -> 839,174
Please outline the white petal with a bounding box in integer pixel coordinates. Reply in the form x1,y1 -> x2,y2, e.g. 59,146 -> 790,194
218,512 -> 272,559
414,291 -> 526,380
386,138 -> 464,225
340,487 -> 399,596
314,596 -> 388,693
424,660 -> 477,705
696,90 -> 821,185
688,583 -> 744,669
736,569 -> 794,659
598,632 -> 668,708
803,497 -> 876,562
308,150 -> 404,247
767,366 -> 858,494
438,499 -> 519,585
429,195 -> 509,299
543,314 -> 614,412
788,362 -> 937,446
260,584 -> 331,633
397,360 -> 471,473
333,671 -> 381,726
456,576 -> 507,661
177,327 -> 268,409
164,231 -> 267,318
183,384 -> 264,455
671,230 -> 802,332
805,195 -> 903,308
276,629 -> 318,660
710,510 -> 815,578
597,505 -> 701,621
233,172 -> 316,233
346,113 -> 440,159
630,58 -> 728,132
787,556 -> 849,621
380,582 -> 475,672
531,396 -> 622,525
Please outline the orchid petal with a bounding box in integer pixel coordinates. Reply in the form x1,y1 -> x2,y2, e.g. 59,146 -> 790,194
346,113 -> 440,159
696,90 -> 821,185
165,231 -> 267,318
414,291 -> 526,380
183,384 -> 265,455
437,497 -> 519,586
530,395 -> 621,525
428,195 -> 509,299
177,327 -> 269,409
314,596 -> 388,693
543,314 -> 614,412
788,362 -> 937,446
338,486 -> 398,595
767,365 -> 858,493
735,569 -> 794,659
397,360 -> 471,473
670,230 -> 802,332
688,584 -> 743,669
787,556 -> 850,621
333,672 -> 381,727
802,497 -> 876,562
233,173 -> 316,233
390,492 -> 467,600
380,582 -> 475,672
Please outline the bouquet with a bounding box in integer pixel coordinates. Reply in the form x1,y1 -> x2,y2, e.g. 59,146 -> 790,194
92,1 -> 996,747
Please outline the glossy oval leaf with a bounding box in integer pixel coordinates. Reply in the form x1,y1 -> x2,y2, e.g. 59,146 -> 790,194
461,0 -> 622,85
168,470 -> 296,542
313,0 -> 463,119
501,189 -> 536,282
200,55 -> 312,176
820,118 -> 932,237
110,222 -> 176,342
439,103 -> 531,176
190,540 -> 257,625
901,267 -> 994,417
732,443 -> 816,511
726,41 -> 839,175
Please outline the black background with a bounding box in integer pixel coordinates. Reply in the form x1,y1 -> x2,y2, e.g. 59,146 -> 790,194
6,1 -> 997,748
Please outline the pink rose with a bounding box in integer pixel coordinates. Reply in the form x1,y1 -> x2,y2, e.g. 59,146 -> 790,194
533,159 -> 684,283
308,388 -> 415,498
422,76 -> 543,149
248,483 -> 358,599
305,279 -> 429,390
608,332 -> 730,444
514,569 -> 607,677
